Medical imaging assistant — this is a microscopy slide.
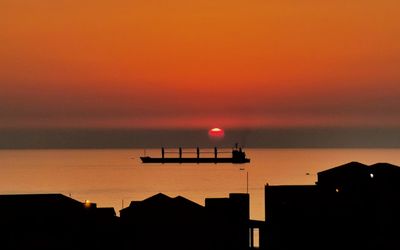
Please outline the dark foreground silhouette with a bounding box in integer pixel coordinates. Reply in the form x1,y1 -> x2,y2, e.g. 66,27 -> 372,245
0,194 -> 117,250
265,162 -> 400,250
0,192 -> 259,250
0,161 -> 399,250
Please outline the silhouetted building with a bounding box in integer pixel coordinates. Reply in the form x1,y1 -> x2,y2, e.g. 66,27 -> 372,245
120,193 -> 206,250
0,194 -> 117,250
265,162 -> 400,250
206,193 -> 252,250
120,193 -> 258,250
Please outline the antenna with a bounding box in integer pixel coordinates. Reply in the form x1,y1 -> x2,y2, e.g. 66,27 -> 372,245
240,168 -> 249,193
246,171 -> 249,194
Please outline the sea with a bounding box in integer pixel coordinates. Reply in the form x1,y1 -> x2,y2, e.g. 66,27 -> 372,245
1,148 -> 399,221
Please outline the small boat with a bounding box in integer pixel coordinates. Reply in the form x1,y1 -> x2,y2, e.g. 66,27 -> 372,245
140,144 -> 250,164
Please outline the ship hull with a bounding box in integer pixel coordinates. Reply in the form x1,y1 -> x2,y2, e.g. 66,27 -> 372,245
140,157 -> 250,164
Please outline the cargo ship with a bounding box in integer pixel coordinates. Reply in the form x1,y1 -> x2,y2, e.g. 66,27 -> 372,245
140,144 -> 250,164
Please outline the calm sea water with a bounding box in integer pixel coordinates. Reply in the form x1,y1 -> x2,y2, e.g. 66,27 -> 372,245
1,148 -> 399,220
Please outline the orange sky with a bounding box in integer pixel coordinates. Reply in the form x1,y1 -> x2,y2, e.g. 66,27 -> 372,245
1,0 -> 400,129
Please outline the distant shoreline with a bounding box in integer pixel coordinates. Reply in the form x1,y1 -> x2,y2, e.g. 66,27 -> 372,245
1,127 -> 400,149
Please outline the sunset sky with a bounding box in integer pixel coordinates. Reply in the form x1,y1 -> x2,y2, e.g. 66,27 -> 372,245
1,0 -> 400,129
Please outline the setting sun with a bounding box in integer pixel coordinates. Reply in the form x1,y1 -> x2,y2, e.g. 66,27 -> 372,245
208,128 -> 224,138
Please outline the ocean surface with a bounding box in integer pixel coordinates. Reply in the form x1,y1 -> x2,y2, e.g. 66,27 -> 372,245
1,148 -> 400,220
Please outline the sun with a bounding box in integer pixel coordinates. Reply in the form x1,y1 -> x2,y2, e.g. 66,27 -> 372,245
208,128 -> 224,138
